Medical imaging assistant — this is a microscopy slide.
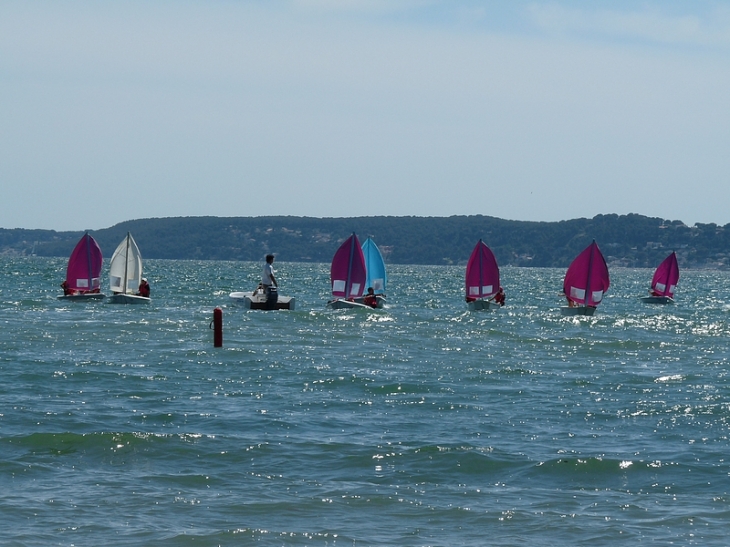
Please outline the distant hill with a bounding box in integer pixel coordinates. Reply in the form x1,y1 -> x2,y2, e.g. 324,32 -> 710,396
1,214 -> 729,269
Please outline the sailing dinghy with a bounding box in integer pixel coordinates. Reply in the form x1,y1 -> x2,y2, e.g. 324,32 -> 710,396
353,237 -> 387,308
229,291 -> 296,310
58,233 -> 105,300
228,289 -> 296,310
465,239 -> 502,311
326,233 -> 370,309
561,240 -> 610,316
641,251 -> 679,304
108,232 -> 150,304
229,277 -> 296,311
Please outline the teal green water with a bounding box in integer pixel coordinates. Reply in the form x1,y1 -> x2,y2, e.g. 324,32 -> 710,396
1,257 -> 730,545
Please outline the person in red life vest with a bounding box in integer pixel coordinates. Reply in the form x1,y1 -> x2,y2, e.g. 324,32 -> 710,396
363,287 -> 378,308
61,280 -> 75,296
137,278 -> 150,298
491,286 -> 505,306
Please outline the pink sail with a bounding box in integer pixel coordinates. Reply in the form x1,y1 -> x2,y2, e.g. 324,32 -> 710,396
330,233 -> 367,299
650,252 -> 679,298
65,233 -> 103,292
465,239 -> 500,300
563,240 -> 610,307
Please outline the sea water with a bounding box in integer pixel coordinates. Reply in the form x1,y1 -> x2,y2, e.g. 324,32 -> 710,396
1,257 -> 729,546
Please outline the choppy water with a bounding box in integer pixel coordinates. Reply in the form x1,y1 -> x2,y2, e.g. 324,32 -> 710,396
2,257 -> 730,546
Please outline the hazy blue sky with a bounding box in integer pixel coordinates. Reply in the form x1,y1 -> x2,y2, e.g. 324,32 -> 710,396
2,0 -> 729,230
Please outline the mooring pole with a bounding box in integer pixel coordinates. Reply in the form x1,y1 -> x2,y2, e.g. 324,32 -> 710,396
212,307 -> 223,347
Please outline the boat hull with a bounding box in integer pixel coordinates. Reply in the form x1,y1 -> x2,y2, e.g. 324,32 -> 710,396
229,291 -> 295,310
57,293 -> 105,301
640,296 -> 674,304
108,293 -> 150,305
326,299 -> 373,310
467,299 -> 500,311
560,306 -> 596,316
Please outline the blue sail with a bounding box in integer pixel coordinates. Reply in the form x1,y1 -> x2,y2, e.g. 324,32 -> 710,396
361,238 -> 387,295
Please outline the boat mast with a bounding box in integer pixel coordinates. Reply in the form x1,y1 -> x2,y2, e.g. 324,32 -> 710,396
345,233 -> 356,298
584,240 -> 596,307
657,257 -> 666,296
84,233 -> 93,289
665,252 -> 677,296
477,239 -> 484,299
123,232 -> 130,294
363,238 -> 370,289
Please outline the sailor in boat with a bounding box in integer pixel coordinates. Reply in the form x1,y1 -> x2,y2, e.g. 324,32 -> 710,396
262,254 -> 278,310
61,280 -> 75,296
490,286 -> 506,306
363,287 -> 378,308
137,278 -> 150,298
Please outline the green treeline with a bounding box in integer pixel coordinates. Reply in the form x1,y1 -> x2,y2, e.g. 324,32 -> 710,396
2,214 -> 729,269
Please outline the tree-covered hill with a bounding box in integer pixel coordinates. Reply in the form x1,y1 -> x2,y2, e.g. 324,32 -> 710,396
1,214 -> 728,269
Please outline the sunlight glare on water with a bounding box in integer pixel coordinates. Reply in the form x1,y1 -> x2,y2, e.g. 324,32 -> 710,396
1,258 -> 730,545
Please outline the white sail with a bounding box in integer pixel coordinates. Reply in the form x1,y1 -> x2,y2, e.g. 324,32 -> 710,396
109,233 -> 143,295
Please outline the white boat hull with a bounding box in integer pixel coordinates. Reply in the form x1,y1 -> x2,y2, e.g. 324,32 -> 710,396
560,306 -> 596,316
326,299 -> 374,310
467,299 -> 500,311
229,291 -> 295,310
640,296 -> 674,304
57,293 -> 105,301
108,293 -> 150,305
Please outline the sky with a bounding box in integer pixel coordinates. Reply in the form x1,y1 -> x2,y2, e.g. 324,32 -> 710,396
1,0 -> 730,231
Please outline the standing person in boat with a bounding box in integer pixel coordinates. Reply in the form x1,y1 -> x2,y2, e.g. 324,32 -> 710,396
262,254 -> 278,310
137,278 -> 150,298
